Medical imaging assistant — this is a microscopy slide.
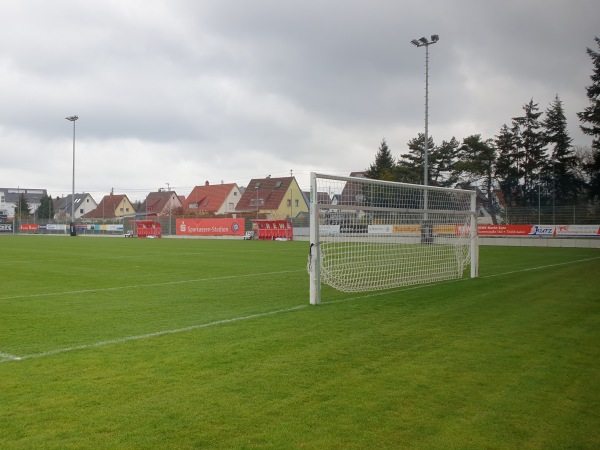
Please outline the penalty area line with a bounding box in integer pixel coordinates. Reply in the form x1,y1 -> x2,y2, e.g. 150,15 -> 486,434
1,304 -> 308,363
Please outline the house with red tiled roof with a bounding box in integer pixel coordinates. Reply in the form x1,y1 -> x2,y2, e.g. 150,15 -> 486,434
138,190 -> 183,218
235,176 -> 308,219
183,181 -> 242,215
82,193 -> 136,220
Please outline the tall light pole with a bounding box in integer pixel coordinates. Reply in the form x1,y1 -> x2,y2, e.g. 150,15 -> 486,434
166,182 -> 172,236
66,115 -> 78,236
410,35 -> 439,188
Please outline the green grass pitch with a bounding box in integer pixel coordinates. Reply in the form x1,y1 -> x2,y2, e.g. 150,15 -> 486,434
1,235 -> 599,449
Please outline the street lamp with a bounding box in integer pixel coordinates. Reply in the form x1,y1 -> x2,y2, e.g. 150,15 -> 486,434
411,34 -> 439,189
66,115 -> 78,236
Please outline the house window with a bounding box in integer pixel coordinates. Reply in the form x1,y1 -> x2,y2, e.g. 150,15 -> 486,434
234,191 -> 237,196
189,203 -> 198,209
295,199 -> 299,207
287,199 -> 291,207
275,181 -> 282,189
80,208 -> 84,214
229,203 -> 234,210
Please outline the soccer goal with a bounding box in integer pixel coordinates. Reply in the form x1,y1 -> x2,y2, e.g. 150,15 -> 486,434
308,172 -> 478,304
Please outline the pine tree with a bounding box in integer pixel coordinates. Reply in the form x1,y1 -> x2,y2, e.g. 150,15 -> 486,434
512,99 -> 546,206
16,194 -> 31,219
397,133 -> 434,184
429,137 -> 459,187
37,194 -> 55,220
495,124 -> 523,206
455,134 -> 497,220
365,138 -> 396,181
542,95 -> 582,205
577,36 -> 600,203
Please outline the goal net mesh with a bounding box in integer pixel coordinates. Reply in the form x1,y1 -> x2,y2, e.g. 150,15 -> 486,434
309,173 -> 477,298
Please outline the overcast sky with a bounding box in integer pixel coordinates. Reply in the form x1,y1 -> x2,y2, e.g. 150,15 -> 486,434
1,0 -> 598,201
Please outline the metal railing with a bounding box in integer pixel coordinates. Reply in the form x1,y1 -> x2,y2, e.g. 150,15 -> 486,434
501,205 -> 600,225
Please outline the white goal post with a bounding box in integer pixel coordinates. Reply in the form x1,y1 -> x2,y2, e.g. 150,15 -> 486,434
308,172 -> 478,305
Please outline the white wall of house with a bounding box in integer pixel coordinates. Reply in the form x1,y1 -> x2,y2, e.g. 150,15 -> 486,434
218,186 -> 242,214
76,195 -> 98,219
0,191 -> 7,216
165,193 -> 183,215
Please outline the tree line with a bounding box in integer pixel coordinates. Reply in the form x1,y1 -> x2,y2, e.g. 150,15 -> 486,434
365,37 -> 600,216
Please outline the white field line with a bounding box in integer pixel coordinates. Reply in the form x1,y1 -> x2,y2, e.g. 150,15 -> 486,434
2,255 -> 598,363
0,352 -> 21,361
2,305 -> 307,363
0,269 -> 304,301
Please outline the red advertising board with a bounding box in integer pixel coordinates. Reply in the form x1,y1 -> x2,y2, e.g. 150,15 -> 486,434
176,218 -> 245,236
20,224 -> 39,231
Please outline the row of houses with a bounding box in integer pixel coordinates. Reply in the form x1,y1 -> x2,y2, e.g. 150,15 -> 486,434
1,175 -> 327,222
2,173 -> 496,226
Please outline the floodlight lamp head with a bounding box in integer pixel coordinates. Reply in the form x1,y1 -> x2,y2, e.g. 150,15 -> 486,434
66,115 -> 78,122
431,34 -> 439,42
411,39 -> 420,46
419,37 -> 428,44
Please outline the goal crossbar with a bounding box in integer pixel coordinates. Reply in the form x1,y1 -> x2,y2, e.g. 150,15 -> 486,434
308,172 -> 478,304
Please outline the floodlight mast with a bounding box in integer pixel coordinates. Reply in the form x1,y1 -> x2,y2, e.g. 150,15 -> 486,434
66,115 -> 78,236
410,35 -> 439,190
411,35 -> 438,221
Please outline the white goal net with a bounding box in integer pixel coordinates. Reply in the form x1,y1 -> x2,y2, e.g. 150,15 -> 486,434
308,173 -> 478,304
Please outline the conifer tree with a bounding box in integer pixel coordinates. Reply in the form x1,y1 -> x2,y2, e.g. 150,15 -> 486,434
495,124 -> 523,206
429,137 -> 459,187
543,95 -> 582,205
512,99 -> 546,205
397,133 -> 434,184
455,134 -> 497,220
577,36 -> 600,203
365,138 -> 396,181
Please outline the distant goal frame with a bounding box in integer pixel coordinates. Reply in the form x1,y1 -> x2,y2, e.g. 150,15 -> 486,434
308,172 -> 479,305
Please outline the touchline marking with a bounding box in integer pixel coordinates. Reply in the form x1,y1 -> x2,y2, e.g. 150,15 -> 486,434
1,305 -> 307,363
0,269 -> 304,301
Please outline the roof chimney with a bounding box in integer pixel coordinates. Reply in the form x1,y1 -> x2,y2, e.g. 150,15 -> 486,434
205,180 -> 209,186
